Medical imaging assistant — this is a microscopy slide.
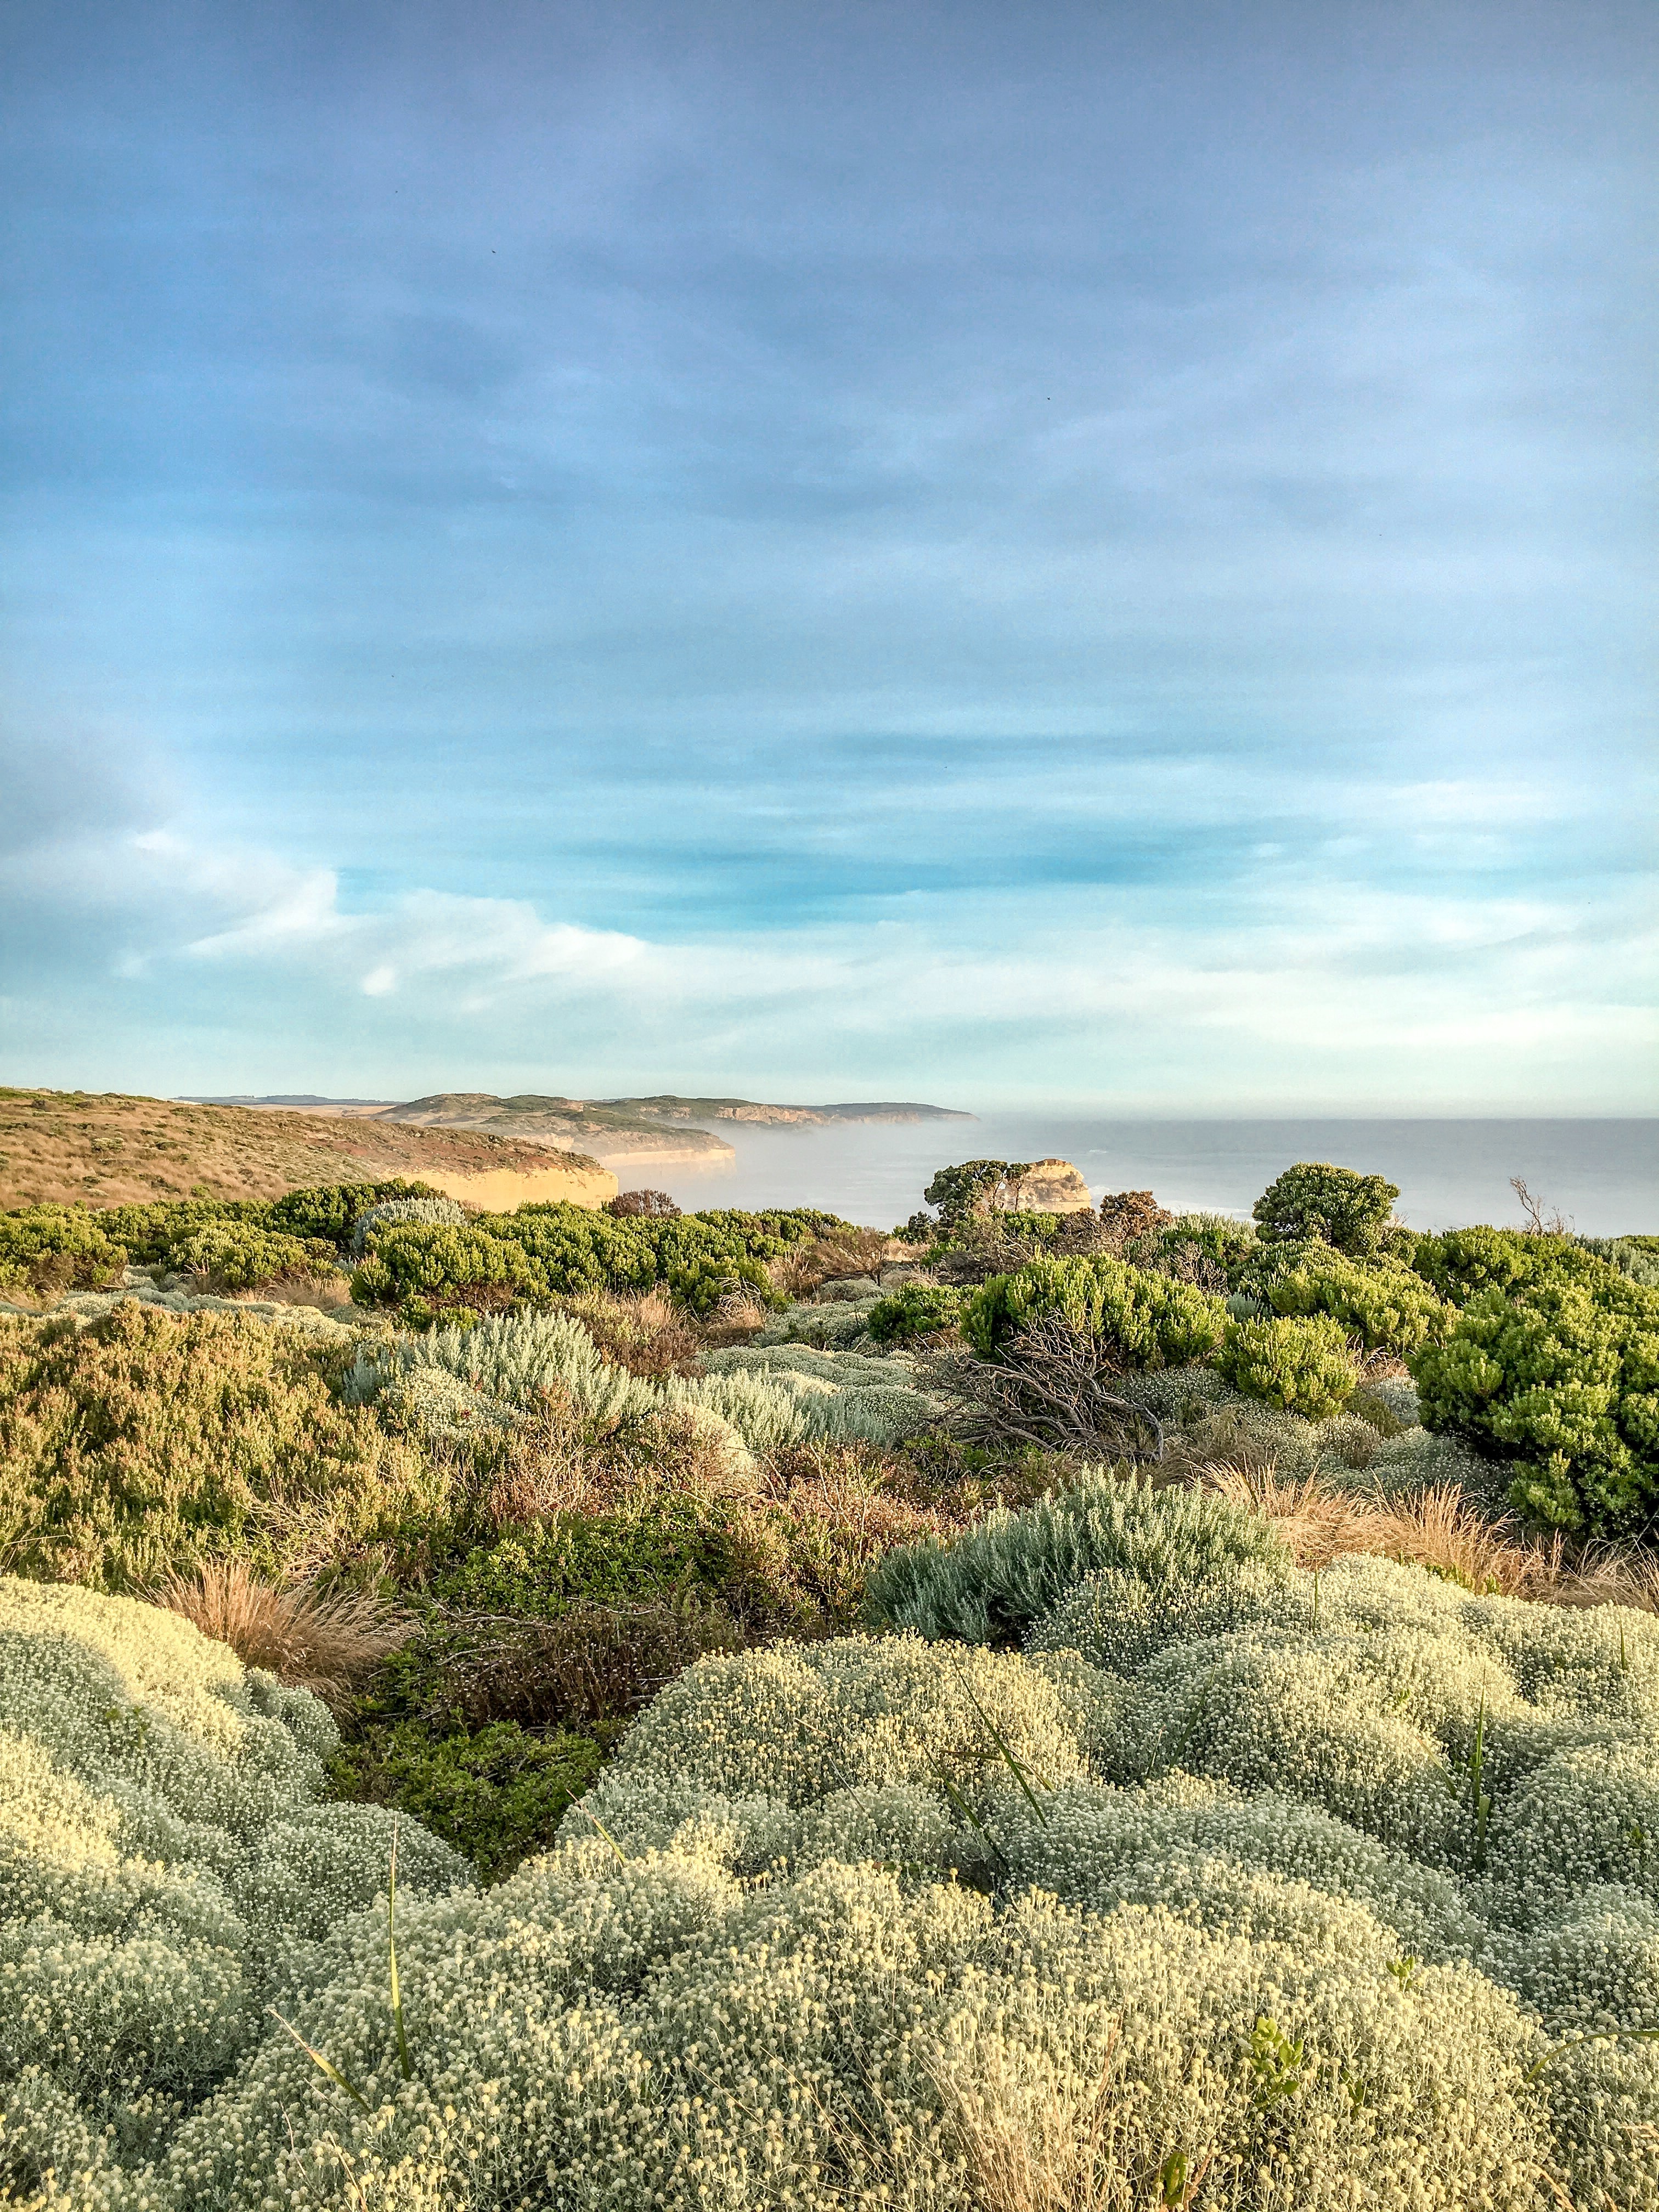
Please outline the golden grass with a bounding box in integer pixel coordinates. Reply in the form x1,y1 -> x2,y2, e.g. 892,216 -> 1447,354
1203,1463 -> 1659,1610
0,1085 -> 580,1211
150,1560 -> 413,1703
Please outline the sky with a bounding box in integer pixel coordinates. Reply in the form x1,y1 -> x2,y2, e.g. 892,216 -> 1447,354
1,0 -> 1654,1111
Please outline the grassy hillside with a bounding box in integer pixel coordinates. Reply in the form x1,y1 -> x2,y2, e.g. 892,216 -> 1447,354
0,1088 -> 608,1210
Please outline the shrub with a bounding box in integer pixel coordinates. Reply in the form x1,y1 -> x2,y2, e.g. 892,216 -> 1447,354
1410,1261 -> 1659,1537
863,1470 -> 1293,1644
961,1254 -> 1227,1367
349,1203 -> 833,1324
0,1204 -> 127,1301
266,1178 -> 438,1246
1252,1161 -> 1401,1255
922,1158 -> 1039,1230
330,1718 -> 602,1881
171,1218 -> 343,1291
10,1574 -> 1659,2207
347,1194 -> 466,1259
1260,1248 -> 1451,1357
607,1188 -> 682,1218
0,1305 -> 448,1588
866,1281 -> 964,1345
0,1577 -> 469,2185
1410,1226 -> 1601,1307
1216,1313 -> 1361,1418
1156,1210 -> 1257,1277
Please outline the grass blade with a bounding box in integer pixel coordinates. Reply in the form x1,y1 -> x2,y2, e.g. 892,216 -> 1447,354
388,1815 -> 412,2081
268,2008 -> 372,2114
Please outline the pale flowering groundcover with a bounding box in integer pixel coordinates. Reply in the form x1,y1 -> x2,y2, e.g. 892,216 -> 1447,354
6,1517 -> 1659,2210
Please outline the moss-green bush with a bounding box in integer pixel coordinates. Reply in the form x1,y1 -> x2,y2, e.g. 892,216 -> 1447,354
349,1202 -> 834,1324
865,1281 -> 964,1345
0,1304 -> 447,1589
0,1205 -> 128,1301
1216,1312 -> 1361,1418
329,1718 -> 602,1881
432,1494 -> 738,1619
1410,1259 -> 1659,1536
961,1254 -> 1227,1365
169,1219 -> 342,1290
1258,1246 -> 1451,1357
1253,1161 -> 1400,1255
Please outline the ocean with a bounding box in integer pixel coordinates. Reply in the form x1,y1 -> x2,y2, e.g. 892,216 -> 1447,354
634,1116 -> 1657,1238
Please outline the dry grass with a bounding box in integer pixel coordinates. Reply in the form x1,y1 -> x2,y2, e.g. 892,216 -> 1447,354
556,1289 -> 704,1376
1203,1463 -> 1659,1610
919,2033 -> 1206,2212
767,1227 -> 891,1299
0,1085 -> 578,1211
150,1559 -> 413,1703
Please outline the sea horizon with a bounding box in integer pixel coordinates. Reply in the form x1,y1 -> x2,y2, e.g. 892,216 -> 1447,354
632,1113 -> 1658,1238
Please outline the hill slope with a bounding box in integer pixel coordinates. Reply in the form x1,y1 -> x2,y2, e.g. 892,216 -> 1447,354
0,1090 -> 616,1210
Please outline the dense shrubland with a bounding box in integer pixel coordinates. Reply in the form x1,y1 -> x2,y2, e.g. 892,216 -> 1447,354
2,1155 -> 1657,2204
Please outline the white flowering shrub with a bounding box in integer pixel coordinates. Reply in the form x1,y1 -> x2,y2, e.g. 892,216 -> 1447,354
349,1306 -> 939,1458
348,1197 -> 467,1260
10,1552 -> 1659,2203
0,1577 -> 470,2199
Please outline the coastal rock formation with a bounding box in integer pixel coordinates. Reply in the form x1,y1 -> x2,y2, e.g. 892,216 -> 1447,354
1009,1158 -> 1093,1212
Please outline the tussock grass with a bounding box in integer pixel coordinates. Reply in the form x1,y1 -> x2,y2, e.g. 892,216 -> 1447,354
150,1559 -> 412,1703
1203,1463 -> 1659,1609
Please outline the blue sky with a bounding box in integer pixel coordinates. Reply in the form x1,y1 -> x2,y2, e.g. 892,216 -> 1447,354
2,0 -> 1654,1109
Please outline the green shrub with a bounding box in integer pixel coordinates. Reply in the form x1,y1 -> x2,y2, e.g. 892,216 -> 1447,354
862,1470 -> 1292,1644
0,1204 -> 128,1300
1410,1262 -> 1659,1536
432,1496 -> 738,1619
267,1178 -> 438,1244
961,1254 -> 1227,1366
1216,1312 -> 1360,1418
349,1203 -> 832,1324
170,1219 -> 342,1290
1261,1249 -> 1450,1357
921,1158 -> 1037,1229
329,1718 -> 601,1882
1156,1211 -> 1258,1276
866,1282 -> 964,1345
1412,1226 -> 1606,1307
0,1304 -> 448,1589
1252,1161 -> 1400,1254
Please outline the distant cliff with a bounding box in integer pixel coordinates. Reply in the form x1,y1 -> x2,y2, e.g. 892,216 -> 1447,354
201,1090 -> 974,1167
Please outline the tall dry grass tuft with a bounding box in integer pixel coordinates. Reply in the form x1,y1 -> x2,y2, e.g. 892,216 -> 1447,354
1202,1463 -> 1659,1610
919,2034 -> 1197,2212
150,1560 -> 412,1705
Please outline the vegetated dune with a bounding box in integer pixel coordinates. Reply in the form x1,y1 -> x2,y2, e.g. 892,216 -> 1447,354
0,1089 -> 617,1211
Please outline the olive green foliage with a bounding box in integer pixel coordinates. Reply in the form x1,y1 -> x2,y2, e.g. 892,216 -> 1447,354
865,1281 -> 964,1345
0,1304 -> 445,1589
922,1158 -> 1037,1229
1252,1160 -> 1401,1254
1157,1211 -> 1259,1274
1216,1313 -> 1360,1418
961,1253 -> 1228,1367
169,1219 -> 342,1290
1413,1226 -> 1605,1306
0,1204 -> 128,1300
93,1180 -> 432,1273
1255,1246 -> 1451,1357
330,1718 -> 601,1881
432,1494 -> 735,1620
1411,1250 -> 1659,1537
864,1470 -> 1292,1644
350,1202 -> 837,1324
